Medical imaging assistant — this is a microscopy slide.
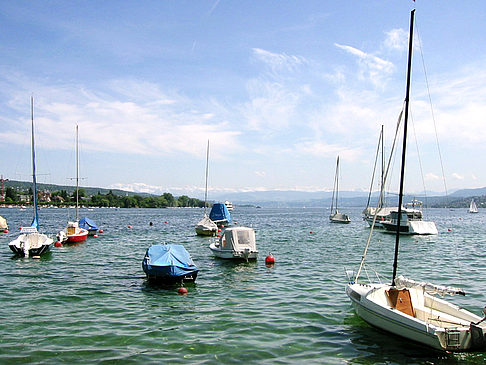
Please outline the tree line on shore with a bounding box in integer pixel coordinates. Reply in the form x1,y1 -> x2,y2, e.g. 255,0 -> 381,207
2,187 -> 206,208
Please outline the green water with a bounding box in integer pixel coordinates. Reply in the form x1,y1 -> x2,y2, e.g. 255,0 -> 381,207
1,206 -> 486,364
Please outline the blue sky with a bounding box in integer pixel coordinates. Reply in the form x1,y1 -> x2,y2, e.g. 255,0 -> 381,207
1,1 -> 485,198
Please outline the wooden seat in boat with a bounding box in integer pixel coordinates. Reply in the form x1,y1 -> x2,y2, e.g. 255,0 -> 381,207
386,288 -> 415,317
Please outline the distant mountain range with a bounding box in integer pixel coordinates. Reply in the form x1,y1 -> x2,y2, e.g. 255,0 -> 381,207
4,179 -> 486,207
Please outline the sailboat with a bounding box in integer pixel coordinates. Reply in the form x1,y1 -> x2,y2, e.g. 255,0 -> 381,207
9,97 -> 53,257
195,140 -> 218,236
56,125 -> 89,243
469,199 -> 478,213
346,10 -> 486,351
329,156 -> 351,223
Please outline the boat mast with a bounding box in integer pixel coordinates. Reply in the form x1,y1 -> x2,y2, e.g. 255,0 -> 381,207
75,124 -> 79,221
204,139 -> 210,215
380,125 -> 384,208
336,156 -> 340,213
330,156 -> 338,214
31,96 -> 39,230
392,9 -> 415,287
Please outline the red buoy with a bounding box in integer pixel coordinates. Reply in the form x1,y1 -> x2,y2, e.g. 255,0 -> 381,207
54,241 -> 62,247
309,231 -> 313,234
3,229 -> 8,233
448,228 -> 452,232
178,287 -> 188,295
164,221 -> 168,224
99,229 -> 104,233
93,234 -> 99,238
216,234 -> 221,237
217,228 -> 222,232
265,254 -> 275,265
234,221 -> 238,225
128,225 -> 132,229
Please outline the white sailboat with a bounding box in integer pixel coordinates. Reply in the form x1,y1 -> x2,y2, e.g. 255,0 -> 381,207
329,156 -> 351,223
9,97 -> 53,257
57,125 -> 89,243
346,10 -> 486,351
469,199 -> 478,213
195,140 -> 218,236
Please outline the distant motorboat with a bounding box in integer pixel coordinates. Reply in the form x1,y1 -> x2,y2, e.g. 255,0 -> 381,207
209,203 -> 232,227
381,201 -> 437,235
209,226 -> 257,261
469,199 -> 479,213
224,200 -> 234,211
142,244 -> 199,283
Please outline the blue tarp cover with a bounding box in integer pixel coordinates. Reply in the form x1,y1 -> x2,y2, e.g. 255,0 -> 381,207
143,244 -> 198,278
79,217 -> 99,231
209,203 -> 232,223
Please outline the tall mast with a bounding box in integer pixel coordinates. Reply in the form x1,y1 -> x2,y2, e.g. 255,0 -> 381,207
204,139 -> 210,215
75,124 -> 79,221
31,96 -> 39,230
336,156 -> 340,212
392,9 -> 415,287
380,125 -> 384,208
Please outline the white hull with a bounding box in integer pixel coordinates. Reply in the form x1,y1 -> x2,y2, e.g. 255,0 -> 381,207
346,282 -> 486,351
209,242 -> 257,260
9,231 -> 53,257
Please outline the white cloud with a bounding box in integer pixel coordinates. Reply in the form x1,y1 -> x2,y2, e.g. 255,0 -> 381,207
383,28 -> 408,52
452,173 -> 464,180
252,48 -> 308,74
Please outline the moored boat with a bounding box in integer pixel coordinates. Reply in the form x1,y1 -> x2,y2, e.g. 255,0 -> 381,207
346,10 -> 486,351
9,97 -> 53,257
79,216 -> 99,236
209,226 -> 257,261
209,202 -> 232,227
142,244 -> 199,283
329,156 -> 351,224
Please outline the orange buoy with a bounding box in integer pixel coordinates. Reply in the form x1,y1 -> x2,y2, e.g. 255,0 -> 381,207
99,229 -> 104,233
54,241 -> 62,247
178,287 -> 188,295
265,254 -> 275,265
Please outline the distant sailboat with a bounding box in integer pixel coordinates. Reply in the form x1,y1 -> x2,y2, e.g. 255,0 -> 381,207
329,156 -> 351,223
346,10 -> 486,351
57,125 -> 89,243
469,199 -> 478,213
9,97 -> 53,257
195,140 -> 218,236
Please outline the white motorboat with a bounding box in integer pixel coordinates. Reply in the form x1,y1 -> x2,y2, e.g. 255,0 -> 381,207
224,200 -> 234,211
209,226 -> 257,261
346,10 -> 486,352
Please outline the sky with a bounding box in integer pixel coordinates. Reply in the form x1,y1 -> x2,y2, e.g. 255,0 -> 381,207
1,1 -> 485,199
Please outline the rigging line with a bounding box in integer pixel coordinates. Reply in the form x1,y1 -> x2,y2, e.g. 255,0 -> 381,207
409,111 -> 429,211
416,22 -> 449,202
365,127 -> 382,210
355,104 -> 404,282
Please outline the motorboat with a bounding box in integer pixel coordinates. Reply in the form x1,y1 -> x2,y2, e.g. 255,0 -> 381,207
142,244 -> 199,283
381,209 -> 437,235
209,226 -> 257,261
0,215 -> 7,231
224,200 -> 234,211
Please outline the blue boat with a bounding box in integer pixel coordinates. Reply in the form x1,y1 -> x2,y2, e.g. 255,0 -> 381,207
79,217 -> 99,236
142,244 -> 199,283
209,203 -> 232,226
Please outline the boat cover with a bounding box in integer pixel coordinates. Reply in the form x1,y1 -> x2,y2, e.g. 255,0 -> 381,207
209,203 -> 232,223
79,217 -> 99,231
0,215 -> 7,230
395,275 -> 465,296
143,244 -> 198,278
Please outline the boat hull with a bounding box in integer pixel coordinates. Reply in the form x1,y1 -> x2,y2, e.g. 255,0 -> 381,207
143,265 -> 199,283
382,220 -> 438,235
9,232 -> 53,257
346,283 -> 486,351
209,242 -> 257,260
195,227 -> 216,236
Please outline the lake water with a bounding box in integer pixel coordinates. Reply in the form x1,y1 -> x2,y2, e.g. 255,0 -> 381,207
1,206 -> 486,364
